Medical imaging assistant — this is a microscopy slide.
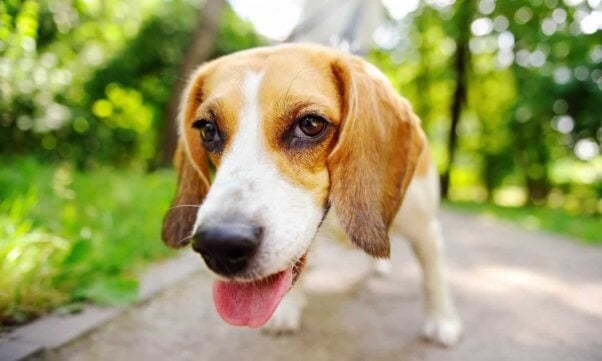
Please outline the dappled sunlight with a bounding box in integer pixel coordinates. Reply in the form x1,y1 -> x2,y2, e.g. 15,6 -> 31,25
303,269 -> 369,294
302,237 -> 374,294
450,264 -> 602,319
228,0 -> 302,41
493,186 -> 527,207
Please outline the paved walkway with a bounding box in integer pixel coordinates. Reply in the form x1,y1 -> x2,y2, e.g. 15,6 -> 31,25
30,211 -> 602,361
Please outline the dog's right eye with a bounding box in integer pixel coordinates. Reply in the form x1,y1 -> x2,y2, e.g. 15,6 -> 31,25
295,115 -> 328,138
192,120 -> 222,149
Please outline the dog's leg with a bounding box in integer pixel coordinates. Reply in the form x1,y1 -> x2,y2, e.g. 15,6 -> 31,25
261,286 -> 306,335
373,258 -> 392,276
405,219 -> 462,347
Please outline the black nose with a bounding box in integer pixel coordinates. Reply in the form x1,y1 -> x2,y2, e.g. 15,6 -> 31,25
192,221 -> 262,276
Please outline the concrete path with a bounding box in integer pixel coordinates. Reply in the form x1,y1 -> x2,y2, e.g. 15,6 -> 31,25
30,211 -> 602,361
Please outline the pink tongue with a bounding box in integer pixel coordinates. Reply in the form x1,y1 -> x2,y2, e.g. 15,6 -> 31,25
212,269 -> 293,328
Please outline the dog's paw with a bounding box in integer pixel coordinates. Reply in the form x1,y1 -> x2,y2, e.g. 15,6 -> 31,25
261,291 -> 306,335
422,314 -> 463,347
373,259 -> 392,277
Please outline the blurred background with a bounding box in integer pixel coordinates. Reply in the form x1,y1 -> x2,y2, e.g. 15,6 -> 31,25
0,0 -> 600,329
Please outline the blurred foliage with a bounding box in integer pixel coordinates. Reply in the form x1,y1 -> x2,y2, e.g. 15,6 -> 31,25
0,0 -> 263,167
446,200 -> 601,244
0,157 -> 175,327
370,0 -> 601,214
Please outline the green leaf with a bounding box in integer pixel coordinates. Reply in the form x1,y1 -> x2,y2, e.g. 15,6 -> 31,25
62,238 -> 93,266
74,277 -> 139,306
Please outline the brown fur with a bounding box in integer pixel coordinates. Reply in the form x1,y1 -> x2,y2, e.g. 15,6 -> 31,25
415,144 -> 433,177
161,69 -> 211,247
328,55 -> 425,258
258,51 -> 342,206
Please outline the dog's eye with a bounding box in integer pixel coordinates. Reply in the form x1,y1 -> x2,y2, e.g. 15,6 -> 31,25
294,115 -> 327,139
193,120 -> 220,144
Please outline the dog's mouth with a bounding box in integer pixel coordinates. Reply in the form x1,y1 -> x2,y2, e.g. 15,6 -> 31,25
212,254 -> 307,328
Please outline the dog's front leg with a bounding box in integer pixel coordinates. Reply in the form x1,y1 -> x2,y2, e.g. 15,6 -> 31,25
261,286 -> 306,335
406,219 -> 463,347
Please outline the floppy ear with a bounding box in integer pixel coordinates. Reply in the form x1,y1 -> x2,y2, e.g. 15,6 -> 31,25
162,70 -> 211,248
328,56 -> 426,258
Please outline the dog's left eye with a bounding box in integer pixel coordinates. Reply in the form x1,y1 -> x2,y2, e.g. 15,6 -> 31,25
193,120 -> 220,144
192,120 -> 223,153
294,115 -> 328,139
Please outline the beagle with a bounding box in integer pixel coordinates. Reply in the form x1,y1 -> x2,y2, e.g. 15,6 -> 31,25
162,44 -> 462,346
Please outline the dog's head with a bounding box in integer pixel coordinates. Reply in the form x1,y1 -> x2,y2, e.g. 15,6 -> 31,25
162,44 -> 425,327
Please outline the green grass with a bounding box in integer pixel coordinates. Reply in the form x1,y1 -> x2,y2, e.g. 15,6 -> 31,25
0,157 -> 176,328
445,201 -> 601,245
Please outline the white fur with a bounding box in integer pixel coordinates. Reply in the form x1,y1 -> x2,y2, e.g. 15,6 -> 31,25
192,72 -> 324,280
373,259 -> 392,277
393,161 -> 462,347
262,287 -> 307,334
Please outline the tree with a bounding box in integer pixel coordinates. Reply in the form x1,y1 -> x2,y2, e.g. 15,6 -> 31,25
156,0 -> 226,167
441,0 -> 475,198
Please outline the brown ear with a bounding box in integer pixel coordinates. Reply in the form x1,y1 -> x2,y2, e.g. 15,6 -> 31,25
161,69 -> 211,248
328,55 -> 426,258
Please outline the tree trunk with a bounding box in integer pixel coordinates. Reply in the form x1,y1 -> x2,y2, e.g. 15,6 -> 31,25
441,1 -> 473,199
526,176 -> 550,205
155,0 -> 225,167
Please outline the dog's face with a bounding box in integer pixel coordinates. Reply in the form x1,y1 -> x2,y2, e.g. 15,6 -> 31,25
162,44 -> 425,327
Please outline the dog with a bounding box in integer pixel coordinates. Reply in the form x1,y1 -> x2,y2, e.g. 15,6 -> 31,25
161,44 -> 462,347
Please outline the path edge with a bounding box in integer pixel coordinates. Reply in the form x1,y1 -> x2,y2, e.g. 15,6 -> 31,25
0,252 -> 202,361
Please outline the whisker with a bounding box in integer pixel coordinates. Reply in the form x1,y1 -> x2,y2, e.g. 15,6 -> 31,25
176,234 -> 194,246
159,72 -> 189,82
169,204 -> 201,210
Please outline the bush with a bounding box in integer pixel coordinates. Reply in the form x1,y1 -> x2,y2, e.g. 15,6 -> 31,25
0,0 -> 263,167
0,158 -> 176,327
